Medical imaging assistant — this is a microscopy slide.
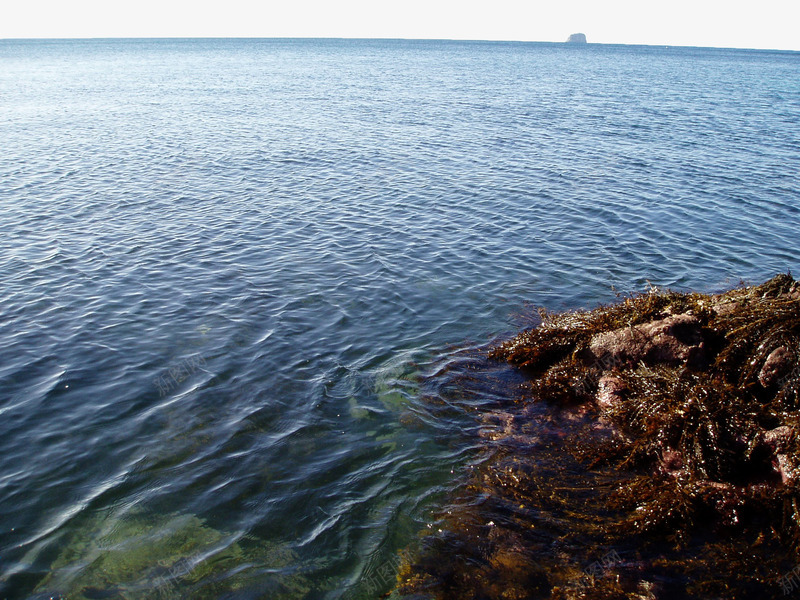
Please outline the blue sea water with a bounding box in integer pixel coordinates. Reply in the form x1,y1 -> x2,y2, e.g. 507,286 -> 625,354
0,38 -> 798,599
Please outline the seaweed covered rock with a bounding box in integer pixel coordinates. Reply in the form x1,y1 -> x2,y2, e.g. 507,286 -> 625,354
588,312 -> 706,368
759,346 -> 794,388
394,274 -> 800,600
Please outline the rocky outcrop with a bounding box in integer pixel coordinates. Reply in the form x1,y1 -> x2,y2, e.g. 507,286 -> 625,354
588,313 -> 706,368
595,374 -> 626,408
759,345 -> 795,388
566,33 -> 587,44
492,273 -> 800,490
396,275 -> 800,600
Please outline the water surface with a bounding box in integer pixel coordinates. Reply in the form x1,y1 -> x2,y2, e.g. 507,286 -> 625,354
1,38 -> 798,598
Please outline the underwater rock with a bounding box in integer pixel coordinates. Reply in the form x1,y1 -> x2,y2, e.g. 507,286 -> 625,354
479,407 -> 557,449
30,508 -> 308,599
588,312 -> 705,368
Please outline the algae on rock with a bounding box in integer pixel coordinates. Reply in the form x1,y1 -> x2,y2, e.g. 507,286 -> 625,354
32,507 -> 310,599
394,274 -> 800,599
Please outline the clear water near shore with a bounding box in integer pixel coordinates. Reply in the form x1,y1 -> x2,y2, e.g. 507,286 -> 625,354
0,38 -> 799,598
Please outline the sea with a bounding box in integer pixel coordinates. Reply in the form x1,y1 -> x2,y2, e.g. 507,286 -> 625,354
0,38 -> 798,599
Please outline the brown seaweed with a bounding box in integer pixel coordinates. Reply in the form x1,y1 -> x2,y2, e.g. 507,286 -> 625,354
392,274 -> 800,600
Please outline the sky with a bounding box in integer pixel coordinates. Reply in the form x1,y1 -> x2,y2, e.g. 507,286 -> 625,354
2,0 -> 798,51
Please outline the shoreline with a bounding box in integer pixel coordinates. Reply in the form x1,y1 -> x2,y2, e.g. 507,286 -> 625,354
393,274 -> 800,599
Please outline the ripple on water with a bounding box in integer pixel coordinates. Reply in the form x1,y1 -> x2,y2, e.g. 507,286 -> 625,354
0,39 -> 798,599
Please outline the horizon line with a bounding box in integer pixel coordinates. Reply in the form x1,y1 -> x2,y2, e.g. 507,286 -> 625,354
1,36 -> 798,53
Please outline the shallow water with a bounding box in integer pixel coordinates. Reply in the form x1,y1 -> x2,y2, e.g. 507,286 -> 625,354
0,38 -> 798,598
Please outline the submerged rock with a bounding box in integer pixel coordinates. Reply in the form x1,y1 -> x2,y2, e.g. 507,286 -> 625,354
31,508 -> 308,599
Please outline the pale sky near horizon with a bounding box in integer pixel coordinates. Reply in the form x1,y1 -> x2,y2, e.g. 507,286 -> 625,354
2,0 -> 798,51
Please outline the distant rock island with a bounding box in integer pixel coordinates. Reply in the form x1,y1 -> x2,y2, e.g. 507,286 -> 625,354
566,33 -> 587,44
